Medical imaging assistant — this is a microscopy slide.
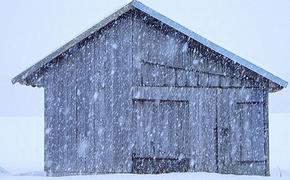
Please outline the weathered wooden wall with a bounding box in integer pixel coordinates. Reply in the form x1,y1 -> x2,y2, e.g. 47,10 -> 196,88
131,10 -> 269,175
43,9 -> 270,176
217,88 -> 268,175
44,12 -> 134,175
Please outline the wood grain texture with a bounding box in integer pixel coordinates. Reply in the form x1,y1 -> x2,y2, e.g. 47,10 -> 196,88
42,10 -> 270,176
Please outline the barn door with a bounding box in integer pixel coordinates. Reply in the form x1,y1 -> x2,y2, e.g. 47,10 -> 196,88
217,88 -> 266,175
192,88 -> 218,173
132,99 -> 190,173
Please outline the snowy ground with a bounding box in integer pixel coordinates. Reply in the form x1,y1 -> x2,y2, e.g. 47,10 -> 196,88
0,113 -> 289,180
0,172 -> 290,180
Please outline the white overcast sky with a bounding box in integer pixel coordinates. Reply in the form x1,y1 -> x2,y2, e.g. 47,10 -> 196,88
0,0 -> 289,117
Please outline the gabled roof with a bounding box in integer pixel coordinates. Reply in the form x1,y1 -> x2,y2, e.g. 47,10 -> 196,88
12,0 -> 288,91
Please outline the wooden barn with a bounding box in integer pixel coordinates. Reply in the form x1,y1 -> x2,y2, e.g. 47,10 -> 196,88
12,1 -> 287,177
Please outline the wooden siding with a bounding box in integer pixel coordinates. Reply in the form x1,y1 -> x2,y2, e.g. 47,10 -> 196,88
132,99 -> 189,159
43,10 -> 270,176
217,88 -> 267,175
132,11 -> 269,90
44,13 -> 134,175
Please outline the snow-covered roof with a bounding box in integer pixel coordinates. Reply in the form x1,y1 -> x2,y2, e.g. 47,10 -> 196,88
12,0 -> 288,91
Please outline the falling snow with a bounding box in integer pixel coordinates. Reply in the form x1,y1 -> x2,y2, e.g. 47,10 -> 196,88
93,91 -> 99,101
112,43 -> 118,49
6,2 -> 288,178
78,140 -> 88,158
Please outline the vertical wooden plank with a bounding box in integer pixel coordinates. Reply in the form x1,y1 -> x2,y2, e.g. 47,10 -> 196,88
44,76 -> 51,174
155,65 -> 165,86
195,88 -> 204,171
96,31 -> 109,172
59,53 -> 68,173
198,73 -> 209,87
187,71 -> 198,87
53,58 -> 65,174
161,101 -> 170,157
127,14 -> 136,172
194,88 -> 217,172
50,60 -> 61,174
112,18 -> 121,172
142,63 -> 164,87
154,100 -> 162,157
114,15 -> 133,172
108,24 -> 119,172
144,101 -> 153,157
188,47 -> 201,71
239,103 -> 252,161
104,15 -> 134,172
207,89 -> 218,172
89,33 -> 97,173
149,22 -> 162,64
208,74 -> 220,87
61,56 -> 69,174
44,64 -> 58,175
184,101 -> 190,157
103,26 -> 114,172
140,100 -> 156,158
238,102 -> 265,162
164,67 -> 175,86
218,88 -> 241,174
264,91 -> 270,176
60,52 -> 77,174
133,12 -> 147,86
217,88 -> 228,173
142,63 -> 151,87
168,101 -> 177,157
173,101 -> 180,157
220,75 -> 231,87
137,100 -> 145,157
81,39 -> 91,173
92,32 -> 103,172
229,88 -> 240,168
65,49 -> 77,174
150,101 -> 159,157
52,60 -> 60,174
132,100 -> 140,156
231,77 -> 242,87
86,37 -> 95,173
164,31 -> 177,67
187,88 -> 199,171
181,40 -> 190,69
179,37 -> 188,69
176,69 -> 187,87
177,101 -> 185,157
137,101 -> 145,157
160,101 -> 170,157
184,97 -> 191,162
76,41 -> 87,173
206,59 -> 219,75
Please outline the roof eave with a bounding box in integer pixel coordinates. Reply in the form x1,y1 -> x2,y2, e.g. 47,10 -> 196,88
269,82 -> 287,93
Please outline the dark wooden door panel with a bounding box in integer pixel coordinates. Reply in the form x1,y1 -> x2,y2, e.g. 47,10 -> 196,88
132,155 -> 190,174
217,88 -> 266,175
132,99 -> 189,173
